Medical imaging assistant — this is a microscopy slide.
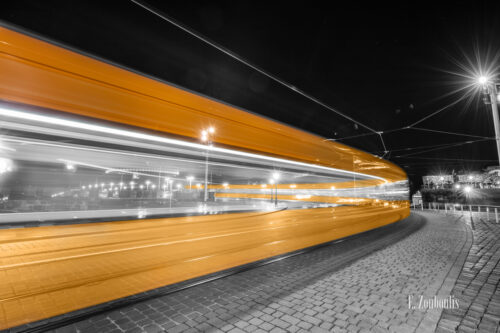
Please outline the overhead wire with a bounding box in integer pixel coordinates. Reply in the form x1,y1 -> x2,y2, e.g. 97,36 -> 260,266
372,139 -> 489,154
132,0 -> 494,164
395,138 -> 492,158
131,0 -> 389,151
394,156 -> 498,162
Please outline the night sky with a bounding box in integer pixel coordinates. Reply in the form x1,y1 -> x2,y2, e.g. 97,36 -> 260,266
2,1 -> 500,188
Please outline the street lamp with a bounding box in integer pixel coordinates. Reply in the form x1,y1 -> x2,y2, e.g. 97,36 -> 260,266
269,179 -> 275,203
186,176 -> 194,190
201,127 -> 215,202
166,178 -> 173,208
271,172 -> 280,206
479,76 -> 500,165
478,76 -> 488,85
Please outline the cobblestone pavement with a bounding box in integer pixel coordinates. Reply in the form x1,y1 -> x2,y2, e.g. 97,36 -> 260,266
436,212 -> 500,333
32,212 -> 472,333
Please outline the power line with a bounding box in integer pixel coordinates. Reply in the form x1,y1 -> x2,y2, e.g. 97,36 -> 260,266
393,156 -> 498,162
131,0 -> 386,148
395,138 -> 492,158
132,0 -> 495,162
408,86 -> 473,127
410,127 -> 493,139
373,139 -> 493,154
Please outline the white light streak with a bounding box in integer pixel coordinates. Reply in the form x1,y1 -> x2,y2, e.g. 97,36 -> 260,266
0,106 -> 388,182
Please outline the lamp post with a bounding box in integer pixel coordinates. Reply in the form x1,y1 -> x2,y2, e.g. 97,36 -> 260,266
272,172 -> 280,207
269,179 -> 275,203
167,178 -> 173,208
479,76 -> 500,165
186,176 -> 194,190
201,127 -> 215,202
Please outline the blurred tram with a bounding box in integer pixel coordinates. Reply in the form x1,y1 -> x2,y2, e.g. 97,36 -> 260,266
0,23 -> 410,329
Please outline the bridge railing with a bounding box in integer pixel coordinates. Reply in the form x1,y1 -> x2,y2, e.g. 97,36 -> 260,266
411,202 -> 500,223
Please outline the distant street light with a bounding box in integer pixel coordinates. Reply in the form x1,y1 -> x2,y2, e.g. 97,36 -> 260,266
166,178 -> 173,208
479,76 -> 500,165
186,176 -> 194,190
201,127 -> 215,202
272,172 -> 280,206
269,179 -> 275,203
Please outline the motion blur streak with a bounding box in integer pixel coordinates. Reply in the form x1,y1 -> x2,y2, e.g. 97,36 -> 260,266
0,24 -> 410,329
0,206 -> 408,328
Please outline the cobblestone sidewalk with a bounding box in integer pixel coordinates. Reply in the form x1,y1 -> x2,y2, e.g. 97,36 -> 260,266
41,212 -> 469,333
436,212 -> 500,333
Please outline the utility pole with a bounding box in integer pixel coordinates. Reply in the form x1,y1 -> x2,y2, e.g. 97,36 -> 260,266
201,127 -> 215,202
480,77 -> 500,165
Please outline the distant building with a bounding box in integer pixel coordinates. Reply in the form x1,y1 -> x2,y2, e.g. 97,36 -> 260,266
422,167 -> 500,189
412,191 -> 422,207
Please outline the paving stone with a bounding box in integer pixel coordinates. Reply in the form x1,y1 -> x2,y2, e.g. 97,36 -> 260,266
436,212 -> 500,333
33,212 -> 498,333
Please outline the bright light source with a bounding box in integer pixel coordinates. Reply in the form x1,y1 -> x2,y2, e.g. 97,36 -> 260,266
208,127 -> 215,134
81,186 -> 86,189
222,182 -> 229,187
151,184 -> 156,189
478,76 -> 489,84
440,176 -> 444,181
269,179 -> 275,184
290,184 -> 296,188
139,185 -> 144,189
455,184 -> 461,189
176,183 -> 181,189
186,176 -> 194,181
201,130 -> 207,136
145,180 -> 151,185
464,186 -> 472,193
0,158 -> 14,174
65,163 -> 75,170
468,175 -> 473,180
330,186 -> 336,190
272,172 -> 280,180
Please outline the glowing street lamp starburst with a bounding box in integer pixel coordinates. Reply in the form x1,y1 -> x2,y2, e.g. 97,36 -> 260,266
478,76 -> 489,85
